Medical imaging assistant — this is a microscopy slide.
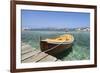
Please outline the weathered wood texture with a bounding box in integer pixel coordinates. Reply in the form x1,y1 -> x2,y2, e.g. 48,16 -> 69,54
21,43 -> 61,63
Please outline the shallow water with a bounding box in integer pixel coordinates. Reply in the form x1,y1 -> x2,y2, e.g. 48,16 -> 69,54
21,30 -> 90,61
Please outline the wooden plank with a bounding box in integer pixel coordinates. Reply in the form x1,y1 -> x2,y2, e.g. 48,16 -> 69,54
22,52 -> 48,63
21,43 -> 26,46
21,44 -> 31,51
37,55 -> 57,62
21,50 -> 40,61
55,59 -> 62,62
21,48 -> 32,55
21,43 -> 60,63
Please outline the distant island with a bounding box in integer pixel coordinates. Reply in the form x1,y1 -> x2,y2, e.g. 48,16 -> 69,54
22,27 -> 90,32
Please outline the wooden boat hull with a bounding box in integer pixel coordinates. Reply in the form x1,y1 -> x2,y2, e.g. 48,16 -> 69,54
40,41 -> 73,56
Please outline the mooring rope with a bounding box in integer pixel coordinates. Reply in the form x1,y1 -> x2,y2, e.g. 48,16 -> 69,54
32,40 -> 67,56
43,41 -> 66,53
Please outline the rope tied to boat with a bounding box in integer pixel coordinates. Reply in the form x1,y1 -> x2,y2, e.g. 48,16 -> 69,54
29,34 -> 74,56
31,40 -> 67,56
40,34 -> 74,53
43,40 -> 67,53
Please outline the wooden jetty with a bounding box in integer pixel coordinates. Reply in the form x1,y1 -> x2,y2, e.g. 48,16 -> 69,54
21,43 -> 61,63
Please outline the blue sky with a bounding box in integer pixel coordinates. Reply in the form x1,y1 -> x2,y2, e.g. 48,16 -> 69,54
21,10 -> 90,29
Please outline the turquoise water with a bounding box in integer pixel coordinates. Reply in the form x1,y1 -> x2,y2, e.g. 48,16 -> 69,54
21,30 -> 90,61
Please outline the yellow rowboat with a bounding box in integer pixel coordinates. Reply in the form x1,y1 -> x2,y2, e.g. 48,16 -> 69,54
40,34 -> 74,56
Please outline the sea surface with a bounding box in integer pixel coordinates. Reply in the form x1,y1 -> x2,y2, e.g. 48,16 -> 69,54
21,30 -> 90,61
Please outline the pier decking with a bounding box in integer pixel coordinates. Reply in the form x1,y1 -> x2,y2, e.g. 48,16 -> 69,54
21,43 -> 61,63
